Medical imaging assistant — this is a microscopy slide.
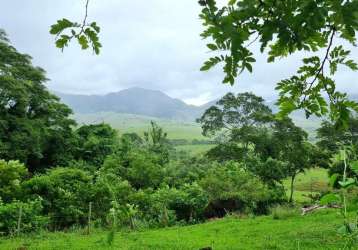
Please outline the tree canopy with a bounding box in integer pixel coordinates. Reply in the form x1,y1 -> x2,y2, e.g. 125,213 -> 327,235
0,30 -> 76,172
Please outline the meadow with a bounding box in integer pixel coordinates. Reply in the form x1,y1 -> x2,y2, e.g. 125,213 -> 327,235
0,210 -> 347,250
73,112 -> 206,140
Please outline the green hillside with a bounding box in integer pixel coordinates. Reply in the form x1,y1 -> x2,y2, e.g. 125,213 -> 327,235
73,112 -> 206,140
2,210 -> 345,250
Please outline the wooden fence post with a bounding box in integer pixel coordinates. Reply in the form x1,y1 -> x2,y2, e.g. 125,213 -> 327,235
17,205 -> 22,236
87,202 -> 92,234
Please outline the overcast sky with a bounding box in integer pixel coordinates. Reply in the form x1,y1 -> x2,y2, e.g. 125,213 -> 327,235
1,1 -> 357,105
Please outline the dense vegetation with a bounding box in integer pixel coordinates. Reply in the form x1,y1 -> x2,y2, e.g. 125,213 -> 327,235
2,2 -> 358,244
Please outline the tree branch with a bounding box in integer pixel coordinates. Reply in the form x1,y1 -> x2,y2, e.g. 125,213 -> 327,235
303,29 -> 336,103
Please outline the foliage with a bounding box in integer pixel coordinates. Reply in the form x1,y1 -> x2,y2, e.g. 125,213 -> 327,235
199,162 -> 281,215
101,149 -> 165,190
74,123 -> 118,168
22,167 -> 93,229
320,146 -> 358,247
0,160 -> 27,203
144,121 -> 171,165
199,92 -> 315,202
0,31 -> 76,172
317,116 -> 358,156
0,199 -> 48,235
199,0 -> 358,127
245,156 -> 287,187
272,117 -> 315,202
197,92 -> 272,137
49,0 -> 101,54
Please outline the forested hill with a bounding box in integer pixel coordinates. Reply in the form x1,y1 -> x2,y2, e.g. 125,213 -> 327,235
56,87 -> 205,121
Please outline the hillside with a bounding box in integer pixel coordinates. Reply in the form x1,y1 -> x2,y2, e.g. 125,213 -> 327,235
3,210 -> 344,249
73,112 -> 206,140
57,87 -> 203,121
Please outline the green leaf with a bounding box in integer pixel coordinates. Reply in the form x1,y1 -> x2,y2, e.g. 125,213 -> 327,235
245,63 -> 253,73
329,173 -> 339,187
77,35 -> 89,50
320,193 -> 340,205
50,19 -> 74,35
90,22 -> 100,33
55,35 -> 70,50
207,43 -> 218,50
338,178 -> 356,188
351,160 -> 358,174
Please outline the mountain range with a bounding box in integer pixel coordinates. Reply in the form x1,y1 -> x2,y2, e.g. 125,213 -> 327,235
56,87 -> 211,121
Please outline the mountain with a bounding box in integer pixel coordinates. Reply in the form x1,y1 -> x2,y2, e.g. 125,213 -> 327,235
57,87 -> 203,121
55,87 -> 324,135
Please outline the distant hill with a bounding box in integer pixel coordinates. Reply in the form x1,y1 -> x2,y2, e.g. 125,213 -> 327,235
57,87 -> 203,121
56,87 -> 326,137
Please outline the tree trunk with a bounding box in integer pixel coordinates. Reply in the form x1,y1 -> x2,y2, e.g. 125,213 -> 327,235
289,174 -> 296,203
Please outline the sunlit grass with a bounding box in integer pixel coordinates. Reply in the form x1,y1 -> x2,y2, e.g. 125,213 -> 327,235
1,210 -> 346,250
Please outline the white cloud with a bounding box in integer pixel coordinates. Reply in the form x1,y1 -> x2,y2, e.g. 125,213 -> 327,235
0,0 -> 357,103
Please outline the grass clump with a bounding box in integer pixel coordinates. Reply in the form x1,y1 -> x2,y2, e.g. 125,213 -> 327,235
271,205 -> 298,220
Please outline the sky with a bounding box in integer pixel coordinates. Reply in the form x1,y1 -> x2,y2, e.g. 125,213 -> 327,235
1,0 -> 357,105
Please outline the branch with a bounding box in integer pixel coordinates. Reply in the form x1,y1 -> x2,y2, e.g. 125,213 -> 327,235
303,30 -> 336,102
80,0 -> 90,33
245,33 -> 259,48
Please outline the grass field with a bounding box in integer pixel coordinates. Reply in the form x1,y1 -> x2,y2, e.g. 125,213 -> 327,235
1,210 -> 350,250
73,112 -> 206,140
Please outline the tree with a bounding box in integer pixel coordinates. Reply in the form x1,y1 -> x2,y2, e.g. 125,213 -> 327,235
198,92 -> 272,136
199,0 -> 358,127
144,121 -> 171,165
316,115 -> 358,186
197,92 -> 273,159
272,117 -> 314,202
74,123 -> 118,167
316,115 -> 358,155
0,31 -> 76,172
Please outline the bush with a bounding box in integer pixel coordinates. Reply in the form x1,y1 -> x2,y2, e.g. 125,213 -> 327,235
22,167 -> 93,229
200,162 -> 283,217
0,160 -> 28,202
0,199 -> 48,235
270,205 -> 298,220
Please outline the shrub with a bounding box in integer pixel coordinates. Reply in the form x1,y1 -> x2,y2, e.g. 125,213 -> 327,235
0,199 -> 48,235
0,160 -> 28,202
22,167 -> 93,229
200,162 -> 283,217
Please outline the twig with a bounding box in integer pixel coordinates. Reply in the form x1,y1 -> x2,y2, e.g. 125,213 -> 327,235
303,29 -> 336,102
80,0 -> 90,34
